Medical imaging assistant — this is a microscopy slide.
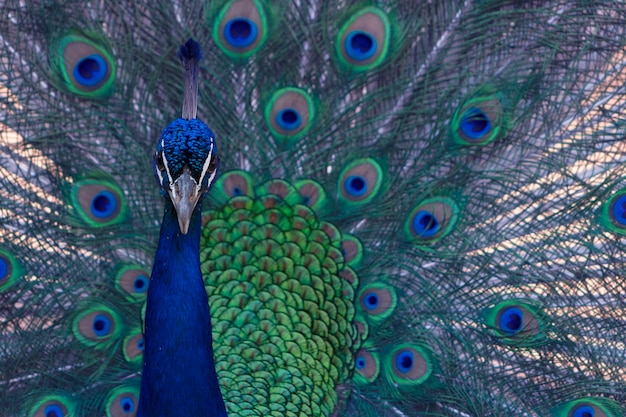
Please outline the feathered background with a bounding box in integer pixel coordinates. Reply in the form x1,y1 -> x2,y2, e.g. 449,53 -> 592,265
2,1 -> 626,416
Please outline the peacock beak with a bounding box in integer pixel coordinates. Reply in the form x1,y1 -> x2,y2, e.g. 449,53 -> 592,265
168,167 -> 202,234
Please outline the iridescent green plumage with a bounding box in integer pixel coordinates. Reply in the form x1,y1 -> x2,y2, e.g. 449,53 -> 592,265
2,1 -> 626,416
202,181 -> 360,416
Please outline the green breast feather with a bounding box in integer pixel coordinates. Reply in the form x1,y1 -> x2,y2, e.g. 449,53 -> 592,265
202,174 -> 361,417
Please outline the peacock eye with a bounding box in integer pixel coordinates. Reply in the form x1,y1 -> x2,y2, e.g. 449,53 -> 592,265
208,154 -> 219,174
154,152 -> 165,171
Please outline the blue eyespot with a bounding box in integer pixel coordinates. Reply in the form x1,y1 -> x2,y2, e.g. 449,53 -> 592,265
73,180 -> 125,227
611,195 -> 626,225
345,176 -> 367,197
359,285 -> 396,321
0,256 -> 7,281
276,108 -> 302,131
355,355 -> 367,369
224,18 -> 258,48
345,31 -> 377,61
363,292 -> 379,310
460,107 -> 492,140
44,404 -> 64,417
93,314 -> 112,337
133,274 -> 149,293
120,396 -> 135,413
73,54 -> 108,87
572,405 -> 595,417
395,350 -> 414,374
499,307 -> 523,335
353,349 -> 380,383
91,190 -> 117,218
411,210 -> 440,238
265,88 -> 313,141
0,252 -> 18,291
74,306 -> 120,346
137,338 -> 145,351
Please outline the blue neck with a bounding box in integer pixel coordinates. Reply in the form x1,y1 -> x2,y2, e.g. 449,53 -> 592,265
138,199 -> 227,417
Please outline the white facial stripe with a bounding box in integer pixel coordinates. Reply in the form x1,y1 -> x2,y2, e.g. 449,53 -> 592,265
155,160 -> 164,187
155,140 -> 164,187
160,138 -> 177,199
204,165 -> 218,191
197,140 -> 216,192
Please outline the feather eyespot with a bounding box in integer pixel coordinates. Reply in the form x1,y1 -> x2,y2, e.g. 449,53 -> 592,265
495,303 -> 539,336
120,397 -> 135,413
54,34 -> 115,97
498,306 -> 524,335
346,176 -> 366,196
73,304 -> 122,347
28,395 -> 76,417
395,350 -> 415,372
553,398 -> 620,417
71,179 -> 126,227
134,275 -> 149,292
345,31 -> 377,61
91,190 -> 117,218
213,0 -> 268,58
224,18 -> 258,48
74,54 -> 107,86
451,90 -> 505,146
358,283 -> 396,322
599,189 -> 626,235
92,314 -> 112,336
0,250 -> 21,292
336,7 -> 390,71
265,88 -> 315,143
276,108 -> 302,131
39,403 -> 64,417
494,304 -> 539,337
45,405 -> 63,417
115,265 -> 150,299
123,331 -> 145,363
338,158 -> 383,205
406,197 -> 459,244
484,301 -> 546,346
353,349 -> 380,384
460,107 -> 491,140
340,235 -> 363,268
573,405 -> 595,417
294,179 -> 328,213
256,179 -> 298,203
106,384 -> 140,417
209,170 -> 255,206
386,344 -> 433,385
611,194 -> 626,225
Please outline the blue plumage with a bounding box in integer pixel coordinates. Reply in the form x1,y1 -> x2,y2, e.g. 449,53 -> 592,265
138,39 -> 225,417
154,118 -> 217,189
138,200 -> 226,417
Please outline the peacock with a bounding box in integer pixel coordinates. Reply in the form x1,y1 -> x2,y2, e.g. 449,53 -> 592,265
137,39 -> 226,417
2,0 -> 626,416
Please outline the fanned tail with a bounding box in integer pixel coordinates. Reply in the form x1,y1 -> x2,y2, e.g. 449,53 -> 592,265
2,1 -> 626,417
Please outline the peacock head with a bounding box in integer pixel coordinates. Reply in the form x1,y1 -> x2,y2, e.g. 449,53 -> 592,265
153,118 -> 219,234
